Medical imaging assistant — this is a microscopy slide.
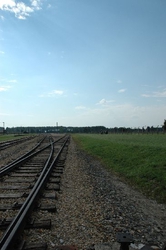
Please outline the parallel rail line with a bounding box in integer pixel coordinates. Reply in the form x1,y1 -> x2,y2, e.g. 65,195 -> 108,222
0,134 -> 69,250
0,136 -> 37,151
0,134 -> 66,177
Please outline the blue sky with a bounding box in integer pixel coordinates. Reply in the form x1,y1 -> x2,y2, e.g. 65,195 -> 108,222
0,0 -> 166,128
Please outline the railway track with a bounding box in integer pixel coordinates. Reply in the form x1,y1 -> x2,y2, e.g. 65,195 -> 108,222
0,135 -> 48,167
0,135 -> 61,177
0,134 -> 69,250
0,136 -> 37,151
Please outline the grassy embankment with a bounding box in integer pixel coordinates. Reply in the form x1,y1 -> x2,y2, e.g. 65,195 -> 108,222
72,133 -> 166,203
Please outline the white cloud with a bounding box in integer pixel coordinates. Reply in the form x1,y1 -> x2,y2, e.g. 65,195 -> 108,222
96,98 -> 115,105
30,0 -> 41,10
0,78 -> 17,83
118,89 -> 126,93
156,91 -> 166,97
142,94 -> 150,97
75,106 -> 87,110
40,89 -> 64,97
0,15 -> 5,20
117,80 -> 122,84
0,86 -> 11,91
8,79 -> 17,83
47,4 -> 51,9
0,0 -> 42,19
142,89 -> 166,98
98,99 -> 107,105
65,103 -> 166,128
0,0 -> 15,8
52,90 -> 64,95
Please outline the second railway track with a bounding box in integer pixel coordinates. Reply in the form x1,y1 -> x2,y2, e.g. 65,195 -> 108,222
0,134 -> 70,250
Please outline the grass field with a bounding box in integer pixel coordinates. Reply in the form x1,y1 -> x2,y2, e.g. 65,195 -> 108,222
0,134 -> 30,141
72,133 -> 166,203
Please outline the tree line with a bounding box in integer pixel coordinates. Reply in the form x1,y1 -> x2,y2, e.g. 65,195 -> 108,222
0,123 -> 165,134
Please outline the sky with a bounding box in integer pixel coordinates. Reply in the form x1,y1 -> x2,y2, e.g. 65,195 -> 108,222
0,0 -> 166,128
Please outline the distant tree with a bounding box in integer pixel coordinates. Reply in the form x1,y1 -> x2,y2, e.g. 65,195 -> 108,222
163,120 -> 166,131
151,126 -> 154,134
147,126 -> 150,133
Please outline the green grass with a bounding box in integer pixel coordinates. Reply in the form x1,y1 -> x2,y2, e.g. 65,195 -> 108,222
0,134 -> 32,141
72,133 -> 166,203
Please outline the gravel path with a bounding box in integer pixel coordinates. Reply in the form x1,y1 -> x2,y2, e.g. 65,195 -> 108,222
45,137 -> 166,249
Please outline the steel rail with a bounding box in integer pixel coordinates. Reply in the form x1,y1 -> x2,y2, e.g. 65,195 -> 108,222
0,136 -> 36,151
0,135 -> 66,177
0,142 -> 51,178
0,135 -> 69,250
0,136 -> 45,169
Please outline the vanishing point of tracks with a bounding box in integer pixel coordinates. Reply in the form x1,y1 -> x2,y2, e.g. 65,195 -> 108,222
0,134 -> 70,250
